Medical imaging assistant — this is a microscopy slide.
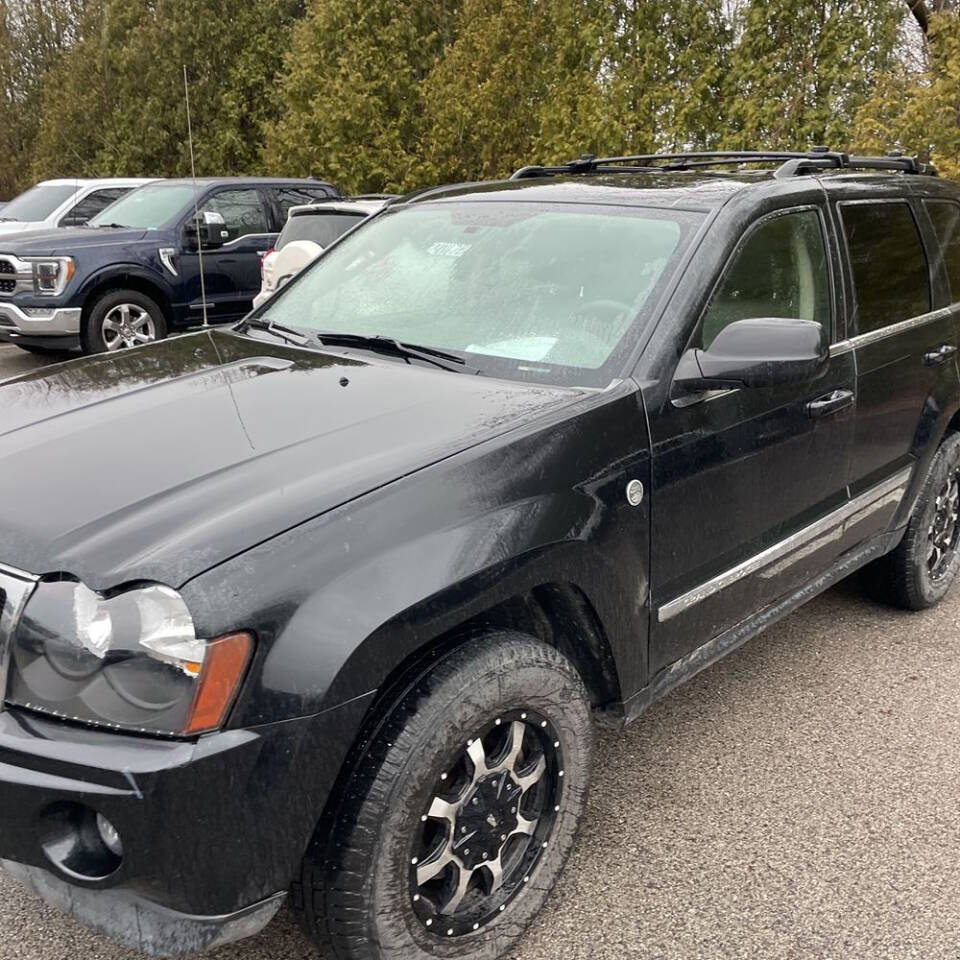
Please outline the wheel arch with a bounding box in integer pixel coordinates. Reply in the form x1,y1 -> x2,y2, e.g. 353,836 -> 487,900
78,268 -> 176,333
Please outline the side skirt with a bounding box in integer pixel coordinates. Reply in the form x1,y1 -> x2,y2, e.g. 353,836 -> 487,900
616,527 -> 905,727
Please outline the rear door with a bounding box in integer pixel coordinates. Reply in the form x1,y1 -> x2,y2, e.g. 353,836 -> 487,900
647,200 -> 856,672
838,197 -> 959,545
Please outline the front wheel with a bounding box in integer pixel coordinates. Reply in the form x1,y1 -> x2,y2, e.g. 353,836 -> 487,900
296,633 -> 593,960
81,289 -> 168,354
878,431 -> 960,609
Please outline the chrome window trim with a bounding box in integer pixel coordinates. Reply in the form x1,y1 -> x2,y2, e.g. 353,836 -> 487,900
657,466 -> 913,623
845,306 -> 954,350
0,562 -> 38,713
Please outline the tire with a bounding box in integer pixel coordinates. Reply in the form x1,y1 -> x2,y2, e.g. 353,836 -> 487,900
81,288 -> 168,354
296,632 -> 594,960
877,430 -> 960,610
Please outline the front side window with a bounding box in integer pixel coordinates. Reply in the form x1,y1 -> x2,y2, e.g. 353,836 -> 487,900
841,201 -> 930,334
260,201 -> 700,386
204,189 -> 269,241
699,209 -> 831,349
2,183 -> 81,222
925,200 -> 960,303
90,183 -> 199,230
61,188 -> 130,225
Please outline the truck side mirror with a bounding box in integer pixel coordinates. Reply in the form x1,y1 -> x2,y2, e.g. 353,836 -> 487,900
185,210 -> 228,249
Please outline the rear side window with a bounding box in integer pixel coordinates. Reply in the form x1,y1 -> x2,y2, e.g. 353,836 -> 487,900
841,202 -> 930,334
699,209 -> 831,349
925,200 -> 960,303
273,186 -> 337,218
277,211 -> 366,251
60,187 -> 129,225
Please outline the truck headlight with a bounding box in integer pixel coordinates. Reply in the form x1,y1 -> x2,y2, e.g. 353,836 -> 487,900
5,581 -> 252,736
25,257 -> 74,296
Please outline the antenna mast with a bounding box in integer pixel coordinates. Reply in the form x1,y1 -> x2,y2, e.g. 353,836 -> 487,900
183,65 -> 208,327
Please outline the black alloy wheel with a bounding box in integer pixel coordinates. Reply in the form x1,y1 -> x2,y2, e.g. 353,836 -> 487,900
294,632 -> 593,960
409,709 -> 563,937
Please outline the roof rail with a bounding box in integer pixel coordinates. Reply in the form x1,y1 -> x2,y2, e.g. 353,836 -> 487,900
509,149 -> 938,180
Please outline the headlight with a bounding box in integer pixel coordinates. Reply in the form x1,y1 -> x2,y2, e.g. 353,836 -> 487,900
6,581 -> 252,736
25,257 -> 74,296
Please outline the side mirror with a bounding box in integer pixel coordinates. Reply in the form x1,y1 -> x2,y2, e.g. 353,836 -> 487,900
673,318 -> 829,393
184,210 -> 228,249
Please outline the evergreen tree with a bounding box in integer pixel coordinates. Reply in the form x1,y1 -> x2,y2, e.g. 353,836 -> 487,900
855,6 -> 960,175
263,0 -> 460,193
723,0 -> 906,151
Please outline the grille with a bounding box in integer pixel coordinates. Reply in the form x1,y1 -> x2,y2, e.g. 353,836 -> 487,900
0,279 -> 15,294
0,260 -> 15,275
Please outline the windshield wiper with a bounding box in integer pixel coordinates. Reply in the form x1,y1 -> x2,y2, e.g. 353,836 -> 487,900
313,332 -> 480,374
94,222 -> 132,229
242,316 -> 311,347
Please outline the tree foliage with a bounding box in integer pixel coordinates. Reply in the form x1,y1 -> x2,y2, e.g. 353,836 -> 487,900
0,0 -> 935,198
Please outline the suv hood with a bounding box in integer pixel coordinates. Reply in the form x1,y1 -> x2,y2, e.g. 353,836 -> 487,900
0,226 -> 150,255
0,330 -> 578,588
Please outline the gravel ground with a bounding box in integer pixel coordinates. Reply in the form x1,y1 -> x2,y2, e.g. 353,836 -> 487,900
2,343 -> 960,959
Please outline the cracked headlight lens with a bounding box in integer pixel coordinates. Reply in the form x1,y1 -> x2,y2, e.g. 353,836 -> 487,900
6,581 -> 251,736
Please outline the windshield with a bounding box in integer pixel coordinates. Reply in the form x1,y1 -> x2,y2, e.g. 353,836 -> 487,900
260,200 -> 699,386
278,211 -> 367,251
2,183 -> 80,221
90,183 -> 197,229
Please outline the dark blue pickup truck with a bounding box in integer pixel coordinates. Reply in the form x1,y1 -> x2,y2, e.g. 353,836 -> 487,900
0,177 -> 338,354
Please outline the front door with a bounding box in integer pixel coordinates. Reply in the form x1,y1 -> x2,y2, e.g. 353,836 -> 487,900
180,188 -> 277,324
647,205 -> 856,673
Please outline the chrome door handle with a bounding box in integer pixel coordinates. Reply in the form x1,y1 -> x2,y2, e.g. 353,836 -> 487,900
806,388 -> 854,419
924,344 -> 957,365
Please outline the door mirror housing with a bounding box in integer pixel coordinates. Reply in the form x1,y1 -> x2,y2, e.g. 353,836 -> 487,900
184,210 -> 228,249
673,318 -> 830,393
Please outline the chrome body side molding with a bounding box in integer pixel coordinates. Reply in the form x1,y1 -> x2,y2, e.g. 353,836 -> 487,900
657,466 -> 913,622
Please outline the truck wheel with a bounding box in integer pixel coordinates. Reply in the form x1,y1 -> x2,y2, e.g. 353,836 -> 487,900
878,431 -> 960,610
296,632 -> 593,960
82,289 -> 168,354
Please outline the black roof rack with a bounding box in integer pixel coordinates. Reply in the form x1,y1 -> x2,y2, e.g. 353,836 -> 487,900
510,148 -> 938,181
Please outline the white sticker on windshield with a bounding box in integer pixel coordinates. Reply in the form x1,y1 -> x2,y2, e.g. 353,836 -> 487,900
467,336 -> 558,362
427,241 -> 471,257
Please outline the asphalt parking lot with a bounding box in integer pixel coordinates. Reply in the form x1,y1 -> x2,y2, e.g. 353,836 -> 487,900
3,341 -> 960,959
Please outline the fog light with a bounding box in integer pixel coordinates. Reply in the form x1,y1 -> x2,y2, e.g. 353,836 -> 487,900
96,813 -> 123,857
39,802 -> 123,880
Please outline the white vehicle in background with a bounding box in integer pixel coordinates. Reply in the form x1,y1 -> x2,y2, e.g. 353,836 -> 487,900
0,178 -> 157,235
253,195 -> 393,309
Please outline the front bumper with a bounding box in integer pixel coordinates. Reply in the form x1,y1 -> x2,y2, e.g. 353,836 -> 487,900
0,690 -> 374,955
3,860 -> 286,956
0,302 -> 81,342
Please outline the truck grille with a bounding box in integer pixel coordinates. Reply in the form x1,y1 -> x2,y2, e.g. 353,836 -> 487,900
0,279 -> 15,294
0,564 -> 37,708
0,260 -> 15,275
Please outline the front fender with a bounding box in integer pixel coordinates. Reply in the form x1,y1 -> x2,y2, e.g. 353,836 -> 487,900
181,385 -> 650,728
75,262 -> 176,306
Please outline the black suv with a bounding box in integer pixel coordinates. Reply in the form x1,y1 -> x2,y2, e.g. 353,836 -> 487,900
0,150 -> 958,960
0,177 -> 337,355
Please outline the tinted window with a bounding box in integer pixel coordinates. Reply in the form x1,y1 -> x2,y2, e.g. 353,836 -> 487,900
700,209 -> 831,348
841,202 -> 930,334
925,200 -> 960,303
273,186 -> 337,218
60,187 -> 130,225
205,189 -> 269,241
2,183 -> 80,221
277,211 -> 366,250
263,201 -> 699,387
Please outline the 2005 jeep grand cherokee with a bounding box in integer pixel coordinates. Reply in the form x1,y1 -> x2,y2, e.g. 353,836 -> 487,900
0,148 -> 958,960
